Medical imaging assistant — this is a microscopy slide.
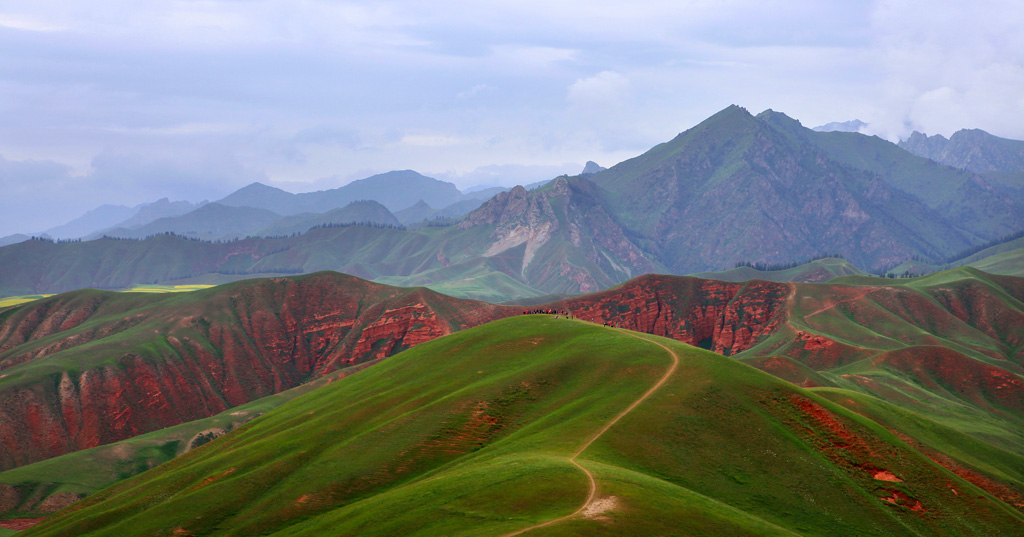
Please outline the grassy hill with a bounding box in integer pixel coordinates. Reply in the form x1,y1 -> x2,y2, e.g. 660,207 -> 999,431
0,272 -> 513,471
968,246 -> 1024,276
22,316 -> 1024,536
692,256 -> 867,283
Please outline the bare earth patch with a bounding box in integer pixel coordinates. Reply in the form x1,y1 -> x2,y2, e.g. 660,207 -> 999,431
873,470 -> 902,482
583,496 -> 619,520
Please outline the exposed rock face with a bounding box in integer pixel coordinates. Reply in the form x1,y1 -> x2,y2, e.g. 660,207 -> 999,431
548,274 -> 792,356
461,176 -> 655,294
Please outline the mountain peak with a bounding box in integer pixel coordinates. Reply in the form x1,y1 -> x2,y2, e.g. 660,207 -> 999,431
581,161 -> 606,175
757,109 -> 804,132
715,104 -> 753,120
238,181 -> 286,193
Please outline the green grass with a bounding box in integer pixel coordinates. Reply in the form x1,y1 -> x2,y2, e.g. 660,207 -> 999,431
0,284 -> 212,308
117,284 -> 215,293
0,295 -> 53,307
23,317 -> 1024,536
969,247 -> 1024,277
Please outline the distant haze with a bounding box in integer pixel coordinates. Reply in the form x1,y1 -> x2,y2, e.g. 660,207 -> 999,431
1,1 -> 1023,236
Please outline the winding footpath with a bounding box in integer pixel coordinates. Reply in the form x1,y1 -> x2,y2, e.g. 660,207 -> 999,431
503,327 -> 680,536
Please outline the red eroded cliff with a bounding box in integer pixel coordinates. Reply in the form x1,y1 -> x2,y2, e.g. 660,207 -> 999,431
550,274 -> 792,356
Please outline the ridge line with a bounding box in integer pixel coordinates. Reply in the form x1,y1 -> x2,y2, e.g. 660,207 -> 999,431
503,327 -> 679,536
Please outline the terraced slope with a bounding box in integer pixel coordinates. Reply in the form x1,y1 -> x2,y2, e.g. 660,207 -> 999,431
22,317 -> 1024,536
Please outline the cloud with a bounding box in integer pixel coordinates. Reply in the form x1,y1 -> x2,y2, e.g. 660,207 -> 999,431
488,44 -> 577,71
456,83 -> 489,100
400,134 -> 466,147
0,151 -> 264,236
0,13 -> 66,32
866,0 -> 1024,139
291,125 -> 362,148
567,71 -> 631,108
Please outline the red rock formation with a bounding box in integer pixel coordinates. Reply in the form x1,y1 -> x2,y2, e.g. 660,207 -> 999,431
550,275 -> 792,356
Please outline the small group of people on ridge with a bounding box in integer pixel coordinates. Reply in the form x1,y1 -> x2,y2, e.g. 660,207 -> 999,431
522,309 -> 573,319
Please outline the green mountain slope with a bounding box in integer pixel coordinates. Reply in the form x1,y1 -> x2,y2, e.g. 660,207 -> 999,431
759,111 -> 1024,241
589,105 -> 978,273
969,246 -> 1024,277
7,106 -> 1024,301
23,317 -> 1024,536
0,363 -> 365,516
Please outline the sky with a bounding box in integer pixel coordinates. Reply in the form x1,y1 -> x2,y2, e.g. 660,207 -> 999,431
1,0 -> 1023,236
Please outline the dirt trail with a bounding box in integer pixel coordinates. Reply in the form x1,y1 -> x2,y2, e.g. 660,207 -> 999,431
503,327 -> 680,536
800,287 -> 873,319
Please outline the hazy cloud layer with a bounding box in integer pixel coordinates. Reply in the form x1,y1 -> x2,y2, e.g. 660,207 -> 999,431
0,1 -> 1021,235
